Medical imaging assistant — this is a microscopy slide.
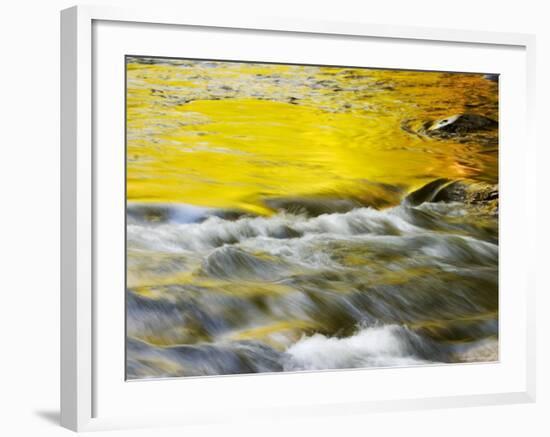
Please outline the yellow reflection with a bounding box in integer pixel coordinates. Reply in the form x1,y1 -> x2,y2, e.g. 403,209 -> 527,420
127,59 -> 498,214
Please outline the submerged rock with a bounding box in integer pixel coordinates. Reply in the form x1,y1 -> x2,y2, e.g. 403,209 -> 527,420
433,181 -> 498,205
126,337 -> 284,378
127,203 -> 252,224
264,182 -> 403,216
405,179 -> 498,213
454,338 -> 498,363
264,197 -> 362,216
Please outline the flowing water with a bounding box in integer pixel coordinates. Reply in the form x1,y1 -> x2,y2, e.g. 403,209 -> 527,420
126,57 -> 498,379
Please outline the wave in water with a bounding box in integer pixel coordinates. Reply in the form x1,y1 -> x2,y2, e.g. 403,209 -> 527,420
284,324 -> 431,370
126,194 -> 498,378
128,202 -> 496,254
127,322 -> 497,379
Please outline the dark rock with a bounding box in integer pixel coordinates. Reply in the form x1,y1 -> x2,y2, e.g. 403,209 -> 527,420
404,178 -> 451,206
427,114 -> 498,135
432,181 -> 467,203
433,181 -> 498,205
404,179 -> 498,211
126,204 -> 173,223
427,114 -> 498,134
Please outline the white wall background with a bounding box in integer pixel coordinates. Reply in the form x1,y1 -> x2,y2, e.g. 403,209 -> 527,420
0,1 -> 546,436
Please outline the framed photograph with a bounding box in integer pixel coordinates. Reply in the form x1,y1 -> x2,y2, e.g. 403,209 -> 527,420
61,5 -> 536,432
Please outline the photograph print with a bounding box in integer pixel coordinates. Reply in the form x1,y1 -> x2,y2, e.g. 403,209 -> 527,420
125,56 -> 499,379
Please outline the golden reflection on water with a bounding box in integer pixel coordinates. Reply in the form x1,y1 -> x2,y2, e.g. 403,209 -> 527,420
126,58 -> 498,214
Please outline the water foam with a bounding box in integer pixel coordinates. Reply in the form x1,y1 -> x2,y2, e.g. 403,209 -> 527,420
284,324 -> 430,371
127,206 -> 426,254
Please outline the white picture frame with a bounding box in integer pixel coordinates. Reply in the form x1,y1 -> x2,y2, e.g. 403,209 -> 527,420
61,4 -> 536,432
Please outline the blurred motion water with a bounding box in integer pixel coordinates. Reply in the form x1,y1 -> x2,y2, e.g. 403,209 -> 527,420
125,57 -> 498,379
